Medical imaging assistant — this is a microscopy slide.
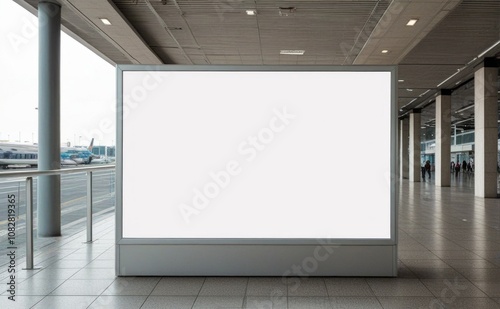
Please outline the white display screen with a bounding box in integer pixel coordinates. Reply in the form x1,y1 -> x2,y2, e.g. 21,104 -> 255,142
121,69 -> 393,239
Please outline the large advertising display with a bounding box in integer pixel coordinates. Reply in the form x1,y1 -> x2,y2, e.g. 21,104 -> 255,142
117,65 -> 397,276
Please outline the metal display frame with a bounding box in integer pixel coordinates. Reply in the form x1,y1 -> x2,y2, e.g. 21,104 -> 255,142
116,65 -> 398,276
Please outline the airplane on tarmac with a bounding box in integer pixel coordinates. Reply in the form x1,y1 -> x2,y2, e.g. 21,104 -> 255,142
0,138 -> 98,169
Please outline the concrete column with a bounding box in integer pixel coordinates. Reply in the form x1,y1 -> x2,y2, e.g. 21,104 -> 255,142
400,117 -> 409,179
38,1 -> 61,236
409,110 -> 421,182
474,60 -> 498,198
436,90 -> 451,187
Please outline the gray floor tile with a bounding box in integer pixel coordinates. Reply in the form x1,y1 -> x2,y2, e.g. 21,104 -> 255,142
377,296 -> 439,309
151,277 -> 205,296
102,277 -> 161,295
1,269 -> 42,281
140,296 -> 196,309
410,267 -> 466,279
457,268 -> 500,281
244,296 -> 287,309
398,250 -> 440,260
45,259 -> 91,269
287,296 -> 330,309
70,268 -> 116,279
471,281 -> 500,297
30,268 -> 80,280
437,298 -> 500,309
473,251 -> 500,260
366,278 -> 433,297
246,277 -> 288,297
2,278 -> 66,296
444,259 -> 498,269
85,259 -> 115,268
32,296 -> 97,309
287,278 -> 328,296
87,295 -> 147,309
50,279 -> 114,295
324,278 -> 374,296
402,259 -> 452,269
193,296 -> 244,308
0,295 -> 44,309
431,250 -> 482,259
396,266 -> 417,278
330,296 -> 382,309
199,277 -> 248,296
421,278 -> 488,298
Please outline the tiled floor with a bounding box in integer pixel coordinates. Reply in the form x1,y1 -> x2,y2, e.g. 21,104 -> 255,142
1,173 -> 499,308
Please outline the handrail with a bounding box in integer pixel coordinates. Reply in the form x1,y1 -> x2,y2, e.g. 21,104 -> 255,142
0,164 -> 115,269
0,164 -> 115,178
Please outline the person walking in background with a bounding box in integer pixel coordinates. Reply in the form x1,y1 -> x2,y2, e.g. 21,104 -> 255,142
451,161 -> 455,173
455,162 -> 461,177
462,160 -> 467,174
425,160 -> 431,180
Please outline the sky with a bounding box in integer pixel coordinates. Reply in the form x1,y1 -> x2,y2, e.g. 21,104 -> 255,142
0,0 -> 116,146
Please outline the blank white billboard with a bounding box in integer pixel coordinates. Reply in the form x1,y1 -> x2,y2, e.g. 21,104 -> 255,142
121,69 -> 393,239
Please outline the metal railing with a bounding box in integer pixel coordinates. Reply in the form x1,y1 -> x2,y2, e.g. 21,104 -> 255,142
0,165 -> 115,269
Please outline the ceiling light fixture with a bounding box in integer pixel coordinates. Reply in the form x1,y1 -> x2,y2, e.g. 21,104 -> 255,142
246,10 -> 257,15
455,104 -> 474,113
406,19 -> 419,26
398,79 -> 404,82
279,7 -> 296,16
419,89 -> 430,97
100,18 -> 111,25
477,39 -> 500,58
381,49 -> 389,54
406,88 -> 413,92
280,50 -> 305,55
437,40 -> 500,88
453,118 -> 474,125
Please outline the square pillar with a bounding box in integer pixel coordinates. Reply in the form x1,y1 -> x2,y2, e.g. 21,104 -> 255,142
474,62 -> 498,198
436,90 -> 451,187
400,118 -> 409,179
409,110 -> 421,182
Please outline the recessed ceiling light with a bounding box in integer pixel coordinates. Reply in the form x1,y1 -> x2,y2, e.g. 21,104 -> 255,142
100,18 -> 111,25
381,49 -> 389,54
398,79 -> 404,83
406,19 -> 418,26
280,50 -> 305,55
406,88 -> 413,92
246,10 -> 257,15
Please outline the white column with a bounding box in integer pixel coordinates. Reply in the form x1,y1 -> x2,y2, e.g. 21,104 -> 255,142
436,91 -> 451,187
409,110 -> 421,182
400,118 -> 409,179
38,1 -> 62,236
474,62 -> 498,198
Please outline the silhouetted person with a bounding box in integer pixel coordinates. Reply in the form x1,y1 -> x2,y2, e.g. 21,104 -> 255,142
425,160 -> 431,179
455,162 -> 460,177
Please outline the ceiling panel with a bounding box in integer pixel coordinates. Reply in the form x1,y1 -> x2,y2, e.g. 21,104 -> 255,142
14,0 -> 500,121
